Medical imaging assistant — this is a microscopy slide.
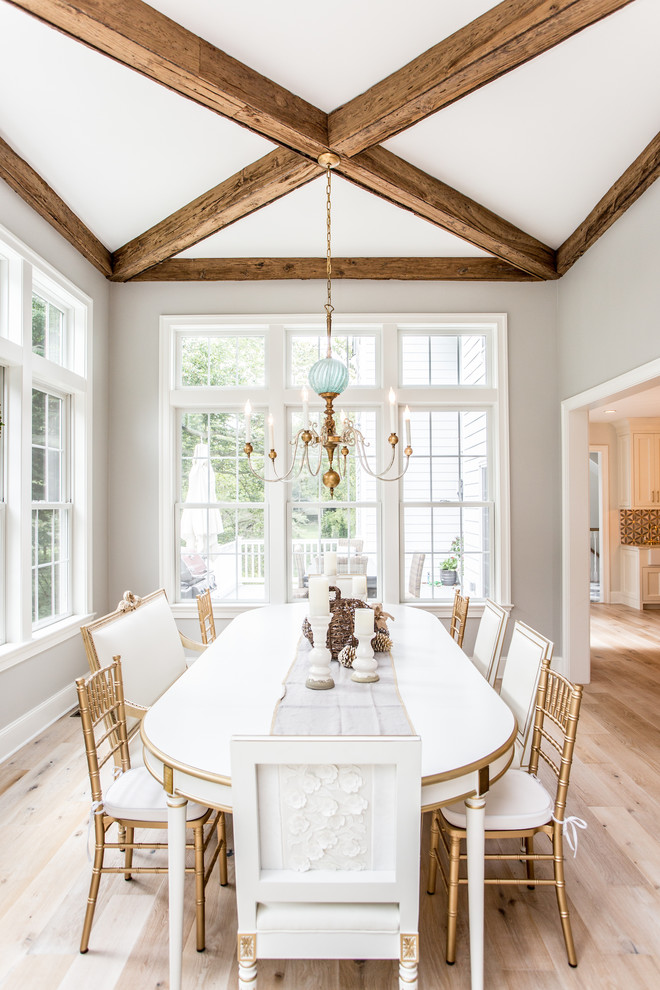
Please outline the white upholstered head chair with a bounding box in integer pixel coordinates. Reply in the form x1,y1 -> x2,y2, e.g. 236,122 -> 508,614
471,599 -> 509,685
231,734 -> 422,990
499,620 -> 553,768
81,589 -> 202,721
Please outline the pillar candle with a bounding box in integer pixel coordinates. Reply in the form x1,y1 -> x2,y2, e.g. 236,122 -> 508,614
354,608 -> 374,636
324,551 -> 337,576
308,575 -> 330,616
352,575 -> 367,599
335,576 -> 354,598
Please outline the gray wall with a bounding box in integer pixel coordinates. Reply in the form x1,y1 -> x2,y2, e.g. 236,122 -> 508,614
109,277 -> 561,648
0,183 -> 110,732
557,180 -> 660,401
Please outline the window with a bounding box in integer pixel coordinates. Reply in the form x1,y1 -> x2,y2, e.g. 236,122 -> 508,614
0,224 -> 90,655
31,388 -> 70,625
161,315 -> 509,613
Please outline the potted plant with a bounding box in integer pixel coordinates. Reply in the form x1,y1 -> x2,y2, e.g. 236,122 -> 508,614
440,537 -> 462,586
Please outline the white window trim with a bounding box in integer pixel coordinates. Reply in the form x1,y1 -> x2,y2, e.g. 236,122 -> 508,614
0,222 -> 92,670
160,313 -> 510,618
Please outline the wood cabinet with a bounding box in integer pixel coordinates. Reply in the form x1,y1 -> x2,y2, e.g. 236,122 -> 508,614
619,546 -> 660,609
616,420 -> 660,508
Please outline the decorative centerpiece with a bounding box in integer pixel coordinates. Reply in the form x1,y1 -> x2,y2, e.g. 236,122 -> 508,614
303,586 -> 371,660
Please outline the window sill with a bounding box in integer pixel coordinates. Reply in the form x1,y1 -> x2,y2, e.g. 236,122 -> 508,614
0,612 -> 94,673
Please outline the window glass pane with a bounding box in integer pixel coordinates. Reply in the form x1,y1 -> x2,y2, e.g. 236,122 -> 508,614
289,405 -> 379,601
401,333 -> 487,386
289,331 -> 377,388
179,410 -> 265,603
402,406 -> 491,601
32,389 -> 64,503
32,507 -> 69,623
179,334 -> 265,387
32,294 -> 64,365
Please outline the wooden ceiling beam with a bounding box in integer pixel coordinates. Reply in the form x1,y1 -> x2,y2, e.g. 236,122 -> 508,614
557,131 -> 660,276
129,256 -> 538,282
337,147 -> 557,279
329,0 -> 637,156
5,0 -> 329,158
111,149 -> 321,281
0,135 -> 112,277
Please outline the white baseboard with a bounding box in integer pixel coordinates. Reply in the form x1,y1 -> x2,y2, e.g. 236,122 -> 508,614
0,683 -> 77,764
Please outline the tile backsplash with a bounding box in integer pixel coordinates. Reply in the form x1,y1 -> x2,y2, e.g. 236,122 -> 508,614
620,509 -> 660,545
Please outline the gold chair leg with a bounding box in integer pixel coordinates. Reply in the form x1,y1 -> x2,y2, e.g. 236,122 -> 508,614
427,813 -> 440,895
218,812 -> 228,887
525,835 -> 536,888
446,833 -> 461,965
553,835 -> 578,967
123,825 -> 134,880
80,844 -> 104,953
194,824 -> 206,952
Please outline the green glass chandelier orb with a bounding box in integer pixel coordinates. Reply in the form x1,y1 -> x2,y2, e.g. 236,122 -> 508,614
308,356 -> 349,397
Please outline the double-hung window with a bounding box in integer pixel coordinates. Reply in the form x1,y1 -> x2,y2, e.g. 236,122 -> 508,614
0,224 -> 90,654
161,314 -> 509,614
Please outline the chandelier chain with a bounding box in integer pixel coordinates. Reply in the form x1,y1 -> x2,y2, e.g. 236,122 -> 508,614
325,163 -> 333,358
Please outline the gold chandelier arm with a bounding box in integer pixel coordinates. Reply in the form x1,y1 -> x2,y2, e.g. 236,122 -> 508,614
353,435 -> 412,481
244,433 -> 309,485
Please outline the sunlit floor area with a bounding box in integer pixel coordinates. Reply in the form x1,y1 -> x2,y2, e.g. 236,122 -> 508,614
1,603 -> 659,989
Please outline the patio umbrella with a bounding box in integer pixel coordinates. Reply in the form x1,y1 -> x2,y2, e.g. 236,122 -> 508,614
181,443 -> 223,553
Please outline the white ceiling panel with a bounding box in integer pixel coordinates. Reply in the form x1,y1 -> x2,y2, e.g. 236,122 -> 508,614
383,0 -> 660,248
176,174 -> 490,258
147,0 -> 501,112
0,1 -> 274,250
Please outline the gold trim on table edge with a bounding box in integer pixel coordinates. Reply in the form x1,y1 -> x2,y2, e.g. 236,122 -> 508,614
420,720 -> 517,786
420,746 -> 515,813
142,717 -> 517,802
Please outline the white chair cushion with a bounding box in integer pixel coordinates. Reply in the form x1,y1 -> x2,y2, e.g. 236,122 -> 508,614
103,767 -> 209,823
442,768 -> 553,831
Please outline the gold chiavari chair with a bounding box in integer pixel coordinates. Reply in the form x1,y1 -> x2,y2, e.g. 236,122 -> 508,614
197,587 -> 217,644
449,588 -> 470,647
428,657 -> 585,967
76,658 -> 227,954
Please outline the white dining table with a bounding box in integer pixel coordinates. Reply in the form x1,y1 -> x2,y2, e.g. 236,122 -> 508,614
141,602 -> 516,990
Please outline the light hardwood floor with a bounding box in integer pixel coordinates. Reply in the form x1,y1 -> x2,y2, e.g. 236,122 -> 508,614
1,603 -> 659,989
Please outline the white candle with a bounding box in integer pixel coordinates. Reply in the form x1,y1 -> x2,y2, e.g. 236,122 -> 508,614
244,399 -> 252,443
388,387 -> 397,433
354,608 -> 374,636
301,386 -> 309,429
324,551 -> 337,576
335,576 -> 353,598
403,405 -> 411,446
268,413 -> 274,451
308,575 -> 330,616
352,575 -> 367,599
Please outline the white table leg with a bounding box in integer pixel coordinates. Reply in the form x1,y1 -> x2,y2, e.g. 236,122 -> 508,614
167,794 -> 188,990
465,795 -> 486,990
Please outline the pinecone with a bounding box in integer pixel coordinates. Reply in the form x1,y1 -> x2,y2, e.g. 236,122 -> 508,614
338,644 -> 357,668
371,632 -> 393,653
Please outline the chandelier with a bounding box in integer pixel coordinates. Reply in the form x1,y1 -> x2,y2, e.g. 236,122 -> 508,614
243,153 -> 412,498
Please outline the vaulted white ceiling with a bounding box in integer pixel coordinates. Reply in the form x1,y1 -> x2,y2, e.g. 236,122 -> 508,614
0,0 -> 658,264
